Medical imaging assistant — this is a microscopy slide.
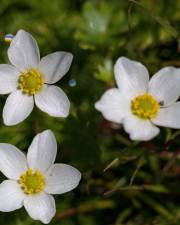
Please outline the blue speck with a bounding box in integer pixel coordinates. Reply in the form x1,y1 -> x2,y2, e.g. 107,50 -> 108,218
5,34 -> 14,39
4,34 -> 14,43
68,79 -> 77,87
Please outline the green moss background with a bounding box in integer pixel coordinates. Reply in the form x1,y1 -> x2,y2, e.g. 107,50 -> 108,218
0,0 -> 179,224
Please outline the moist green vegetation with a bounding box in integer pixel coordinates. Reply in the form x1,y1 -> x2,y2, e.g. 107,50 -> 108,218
0,0 -> 179,224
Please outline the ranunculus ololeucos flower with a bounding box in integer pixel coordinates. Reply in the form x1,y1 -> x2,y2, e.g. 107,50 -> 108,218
95,57 -> 180,141
0,29 -> 73,125
0,130 -> 81,224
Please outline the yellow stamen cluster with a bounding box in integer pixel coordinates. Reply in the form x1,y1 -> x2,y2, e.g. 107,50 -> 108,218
131,93 -> 159,120
18,69 -> 44,95
18,169 -> 45,195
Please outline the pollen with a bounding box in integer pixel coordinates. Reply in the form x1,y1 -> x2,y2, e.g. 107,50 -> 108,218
131,93 -> 159,120
18,69 -> 44,96
18,169 -> 46,195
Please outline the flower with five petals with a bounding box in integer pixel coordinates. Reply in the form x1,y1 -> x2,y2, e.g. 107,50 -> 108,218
0,29 -> 73,125
95,57 -> 180,141
0,130 -> 81,224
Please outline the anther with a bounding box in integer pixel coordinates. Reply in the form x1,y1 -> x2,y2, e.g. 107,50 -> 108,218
18,169 -> 45,195
18,69 -> 44,96
131,93 -> 159,120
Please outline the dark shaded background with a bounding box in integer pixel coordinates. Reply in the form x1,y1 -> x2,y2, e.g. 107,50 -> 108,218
0,0 -> 179,224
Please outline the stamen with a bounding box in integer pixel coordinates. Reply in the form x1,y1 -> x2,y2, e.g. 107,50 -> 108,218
131,93 -> 159,120
18,69 -> 44,96
18,169 -> 45,195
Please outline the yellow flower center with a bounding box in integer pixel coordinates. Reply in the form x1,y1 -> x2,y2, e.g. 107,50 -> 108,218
18,169 -> 46,195
131,93 -> 159,120
18,69 -> 44,96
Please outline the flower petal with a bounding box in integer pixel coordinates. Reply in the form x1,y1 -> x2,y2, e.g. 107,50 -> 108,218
114,57 -> 149,99
152,102 -> 180,129
148,67 -> 180,106
0,180 -> 25,212
45,164 -> 81,194
39,52 -> 73,84
0,144 -> 27,179
95,88 -> 129,123
123,113 -> 160,141
0,64 -> 19,94
8,29 -> 40,71
27,130 -> 57,173
24,193 -> 56,224
3,90 -> 34,126
35,85 -> 70,117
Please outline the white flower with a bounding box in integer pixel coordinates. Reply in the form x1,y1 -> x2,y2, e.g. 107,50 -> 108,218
95,57 -> 180,141
0,29 -> 73,125
0,130 -> 81,224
